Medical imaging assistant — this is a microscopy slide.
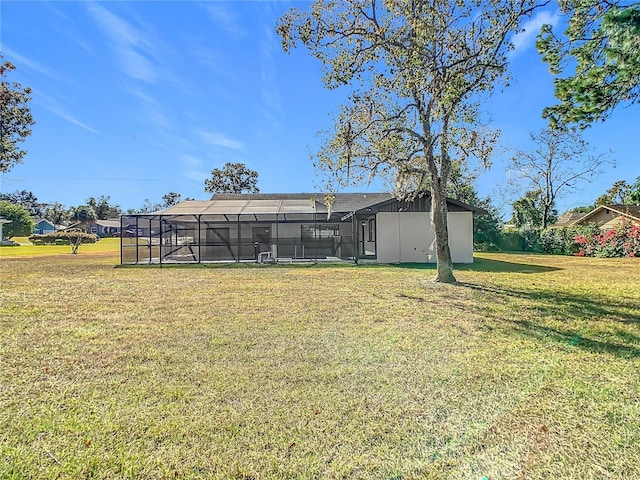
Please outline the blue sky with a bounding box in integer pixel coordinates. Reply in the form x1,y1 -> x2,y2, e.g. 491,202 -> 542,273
1,1 -> 638,216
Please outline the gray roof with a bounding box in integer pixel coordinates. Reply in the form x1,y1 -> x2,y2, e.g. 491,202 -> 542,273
94,220 -> 121,228
207,192 -> 394,213
159,197 -> 328,216
551,211 -> 587,228
147,192 -> 483,217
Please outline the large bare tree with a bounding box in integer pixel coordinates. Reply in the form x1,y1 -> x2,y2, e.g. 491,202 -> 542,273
278,0 -> 546,283
509,127 -> 612,229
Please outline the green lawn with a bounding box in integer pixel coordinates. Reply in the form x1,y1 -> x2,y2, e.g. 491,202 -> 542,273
1,252 -> 639,479
0,237 -> 120,257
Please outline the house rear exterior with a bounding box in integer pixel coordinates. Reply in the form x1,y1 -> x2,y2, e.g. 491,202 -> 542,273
120,193 -> 484,265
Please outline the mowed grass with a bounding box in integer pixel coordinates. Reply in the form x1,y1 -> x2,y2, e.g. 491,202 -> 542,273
1,252 -> 639,479
0,237 -> 121,257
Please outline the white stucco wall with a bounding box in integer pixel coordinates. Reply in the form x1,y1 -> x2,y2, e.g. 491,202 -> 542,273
376,211 -> 473,263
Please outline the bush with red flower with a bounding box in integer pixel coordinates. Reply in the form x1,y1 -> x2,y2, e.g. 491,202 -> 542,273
573,219 -> 640,257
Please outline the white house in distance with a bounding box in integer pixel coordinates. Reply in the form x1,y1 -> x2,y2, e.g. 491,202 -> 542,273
120,193 -> 485,265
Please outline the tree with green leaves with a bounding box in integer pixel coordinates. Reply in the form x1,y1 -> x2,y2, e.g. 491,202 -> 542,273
69,205 -> 98,253
204,162 -> 259,194
162,192 -> 182,208
70,205 -> 97,232
0,200 -> 34,239
594,175 -> 640,206
0,189 -> 42,217
126,199 -> 161,215
537,1 -> 640,128
86,195 -> 121,220
509,127 -> 611,229
627,176 -> 640,204
595,179 -> 630,206
278,0 -> 543,283
511,189 -> 554,229
1,57 -> 35,173
42,202 -> 71,226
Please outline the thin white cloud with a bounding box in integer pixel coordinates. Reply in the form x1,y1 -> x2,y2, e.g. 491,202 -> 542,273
205,3 -> 247,38
180,155 -> 208,183
1,46 -> 69,83
198,131 -> 245,151
127,88 -> 172,129
56,111 -> 99,134
260,25 -> 284,117
512,10 -> 560,54
184,169 -> 210,184
181,155 -> 204,168
86,2 -> 158,82
35,91 -> 99,134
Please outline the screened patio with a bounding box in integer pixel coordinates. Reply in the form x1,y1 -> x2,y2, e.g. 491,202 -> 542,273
120,196 -> 378,265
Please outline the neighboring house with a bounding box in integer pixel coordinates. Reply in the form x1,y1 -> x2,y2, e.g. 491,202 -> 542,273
120,193 -> 486,265
0,218 -> 10,241
88,219 -> 121,237
569,205 -> 640,230
550,211 -> 587,229
33,218 -> 56,234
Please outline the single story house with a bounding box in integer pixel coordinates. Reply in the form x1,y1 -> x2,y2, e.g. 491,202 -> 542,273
568,204 -> 640,230
120,193 -> 485,265
88,219 -> 121,237
33,218 -> 56,234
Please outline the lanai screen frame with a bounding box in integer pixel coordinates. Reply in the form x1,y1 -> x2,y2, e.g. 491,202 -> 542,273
119,194 -> 478,265
120,202 -> 368,265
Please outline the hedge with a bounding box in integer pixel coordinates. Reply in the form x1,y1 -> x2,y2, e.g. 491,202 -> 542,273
29,231 -> 98,245
541,220 -> 640,257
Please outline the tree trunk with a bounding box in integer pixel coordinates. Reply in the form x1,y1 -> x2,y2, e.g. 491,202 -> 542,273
542,202 -> 549,230
431,186 -> 456,284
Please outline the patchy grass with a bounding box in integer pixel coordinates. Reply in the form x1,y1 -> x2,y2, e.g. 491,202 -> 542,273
1,252 -> 639,479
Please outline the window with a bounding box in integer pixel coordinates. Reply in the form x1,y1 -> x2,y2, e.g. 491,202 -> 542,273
368,219 -> 375,242
301,224 -> 340,239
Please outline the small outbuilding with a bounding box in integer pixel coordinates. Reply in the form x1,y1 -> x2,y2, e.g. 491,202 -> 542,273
120,193 -> 485,265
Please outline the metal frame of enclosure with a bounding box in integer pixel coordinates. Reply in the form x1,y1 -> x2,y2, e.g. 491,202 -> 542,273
120,197 -> 380,265
120,193 -> 482,265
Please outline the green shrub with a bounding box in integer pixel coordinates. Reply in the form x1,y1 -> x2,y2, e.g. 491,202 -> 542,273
499,228 -> 541,252
498,230 -> 524,251
541,224 -> 601,255
574,220 -> 640,258
29,231 -> 98,245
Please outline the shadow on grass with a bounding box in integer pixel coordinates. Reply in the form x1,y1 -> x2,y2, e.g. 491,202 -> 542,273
509,320 -> 640,358
459,282 -> 640,358
390,257 -> 562,274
